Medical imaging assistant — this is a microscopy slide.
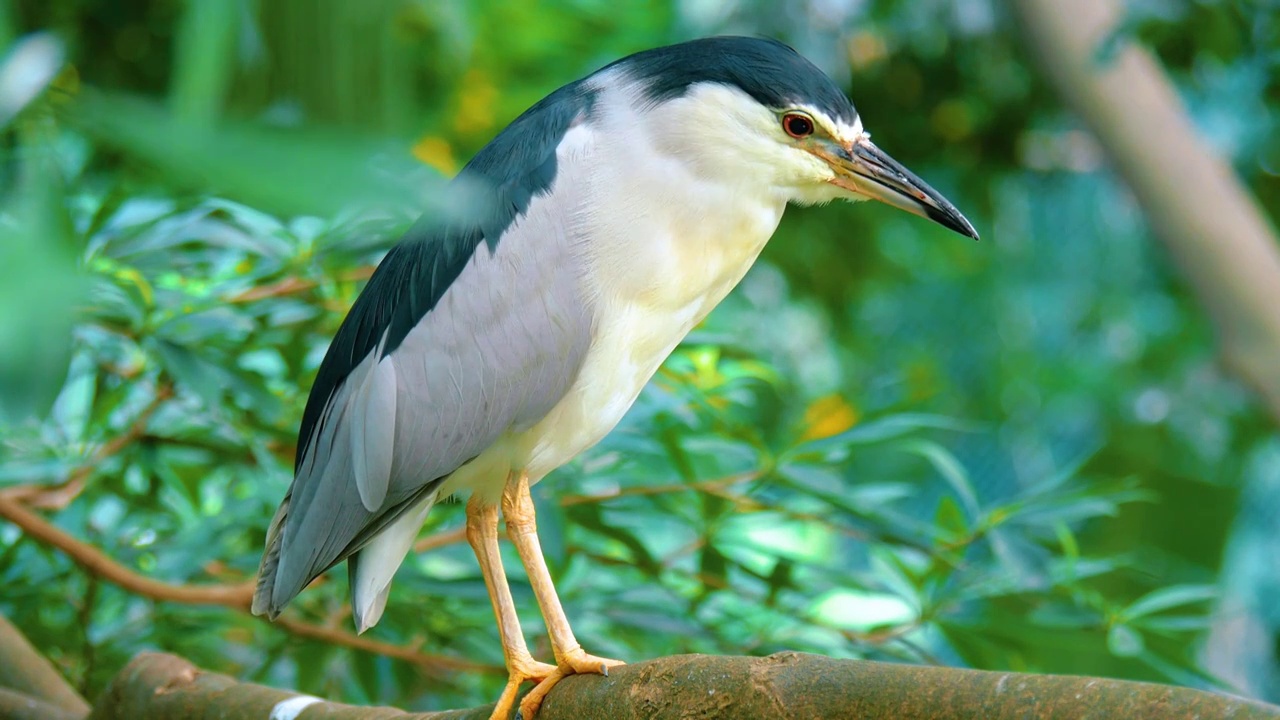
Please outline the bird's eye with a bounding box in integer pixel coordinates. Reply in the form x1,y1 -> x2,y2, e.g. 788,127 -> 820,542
782,113 -> 815,138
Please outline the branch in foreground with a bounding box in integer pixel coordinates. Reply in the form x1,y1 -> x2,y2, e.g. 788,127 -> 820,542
0,496 -> 496,675
88,650 -> 1279,720
0,615 -> 89,717
0,688 -> 82,720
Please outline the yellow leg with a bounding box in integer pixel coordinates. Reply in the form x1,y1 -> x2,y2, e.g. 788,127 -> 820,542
465,494 -> 556,720
501,472 -> 624,719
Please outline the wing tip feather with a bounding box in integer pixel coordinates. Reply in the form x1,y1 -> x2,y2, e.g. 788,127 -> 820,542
354,353 -> 397,512
251,497 -> 292,620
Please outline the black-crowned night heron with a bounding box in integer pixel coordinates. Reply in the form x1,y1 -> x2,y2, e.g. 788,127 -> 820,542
253,36 -> 977,719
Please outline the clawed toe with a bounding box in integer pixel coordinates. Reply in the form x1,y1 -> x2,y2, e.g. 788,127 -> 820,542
514,649 -> 626,719
487,657 -> 559,720
563,649 -> 625,676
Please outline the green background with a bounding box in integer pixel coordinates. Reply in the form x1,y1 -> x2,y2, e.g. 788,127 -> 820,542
1,0 -> 1277,711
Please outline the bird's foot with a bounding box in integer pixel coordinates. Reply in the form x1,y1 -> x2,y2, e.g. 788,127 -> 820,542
488,655 -> 557,720
515,648 -> 625,720
560,648 -> 626,676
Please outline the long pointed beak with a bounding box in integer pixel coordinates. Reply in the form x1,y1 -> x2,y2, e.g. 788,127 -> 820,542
821,138 -> 979,240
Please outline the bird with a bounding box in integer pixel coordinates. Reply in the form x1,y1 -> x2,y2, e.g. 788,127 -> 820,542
252,35 -> 977,720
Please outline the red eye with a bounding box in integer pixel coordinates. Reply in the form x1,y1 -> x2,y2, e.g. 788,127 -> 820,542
783,113 -> 815,138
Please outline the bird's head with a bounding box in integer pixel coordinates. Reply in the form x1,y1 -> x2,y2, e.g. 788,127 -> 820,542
617,36 -> 978,240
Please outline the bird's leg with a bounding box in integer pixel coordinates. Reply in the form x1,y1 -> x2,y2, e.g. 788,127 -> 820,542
502,472 -> 624,718
465,493 -> 556,720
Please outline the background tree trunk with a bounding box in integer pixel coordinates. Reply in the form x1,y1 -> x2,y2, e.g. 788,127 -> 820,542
1007,0 -> 1280,425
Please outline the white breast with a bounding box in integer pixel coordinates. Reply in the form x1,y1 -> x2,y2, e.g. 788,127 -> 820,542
517,223 -> 781,481
515,82 -> 788,480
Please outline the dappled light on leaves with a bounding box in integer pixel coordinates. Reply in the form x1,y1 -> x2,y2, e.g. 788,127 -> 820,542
1,0 -> 1277,713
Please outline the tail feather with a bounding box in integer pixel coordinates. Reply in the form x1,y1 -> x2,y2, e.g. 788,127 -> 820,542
349,490 -> 438,633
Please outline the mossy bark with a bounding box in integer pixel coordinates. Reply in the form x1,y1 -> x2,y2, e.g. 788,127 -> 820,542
81,651 -> 1279,720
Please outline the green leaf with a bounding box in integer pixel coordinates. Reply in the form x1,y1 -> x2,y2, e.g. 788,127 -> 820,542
568,504 -> 660,576
155,307 -> 255,346
1107,623 -> 1145,658
698,543 -> 729,590
934,495 -> 968,541
764,559 -> 794,606
533,485 -> 567,577
147,338 -> 229,411
168,0 -> 239,126
70,90 -> 450,218
0,33 -> 65,128
1135,648 -> 1225,688
1120,584 -> 1217,623
809,587 -> 918,632
1022,448 -> 1099,496
1053,521 -> 1079,561
1136,615 -> 1214,633
0,111 -> 83,423
894,439 -> 980,517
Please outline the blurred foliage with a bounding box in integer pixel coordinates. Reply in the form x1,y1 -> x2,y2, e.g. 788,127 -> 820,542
1,0 -> 1278,712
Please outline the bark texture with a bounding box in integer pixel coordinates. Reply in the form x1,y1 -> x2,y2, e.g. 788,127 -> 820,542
80,651 -> 1279,720
1008,0 -> 1280,425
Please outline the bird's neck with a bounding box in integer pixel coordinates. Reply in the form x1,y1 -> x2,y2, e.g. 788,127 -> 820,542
582,142 -> 785,318
561,83 -> 782,312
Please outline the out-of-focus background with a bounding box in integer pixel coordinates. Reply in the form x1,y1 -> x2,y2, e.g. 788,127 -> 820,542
2,0 -> 1278,712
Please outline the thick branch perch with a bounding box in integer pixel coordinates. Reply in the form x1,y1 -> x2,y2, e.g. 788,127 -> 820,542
85,650 -> 1278,720
1007,0 -> 1280,425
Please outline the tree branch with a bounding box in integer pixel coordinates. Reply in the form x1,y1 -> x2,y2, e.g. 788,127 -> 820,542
1007,0 -> 1280,425
0,688 -> 82,720
412,526 -> 466,554
85,650 -> 1280,720
0,496 -> 498,675
225,266 -> 375,303
0,615 -> 89,717
267,616 -> 494,673
0,497 -> 255,609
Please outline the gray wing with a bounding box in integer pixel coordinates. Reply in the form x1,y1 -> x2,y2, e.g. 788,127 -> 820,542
253,79 -> 598,618
254,215 -> 592,618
